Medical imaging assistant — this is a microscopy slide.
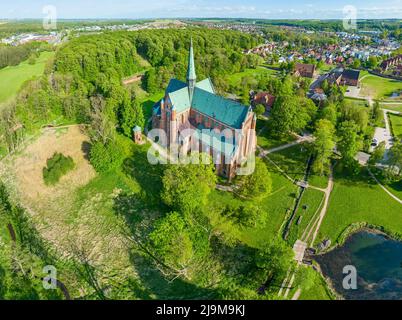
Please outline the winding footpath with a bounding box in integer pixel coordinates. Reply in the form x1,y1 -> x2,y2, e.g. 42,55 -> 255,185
368,168 -> 402,205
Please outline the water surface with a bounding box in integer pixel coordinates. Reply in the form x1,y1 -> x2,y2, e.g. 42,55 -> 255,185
315,231 -> 402,300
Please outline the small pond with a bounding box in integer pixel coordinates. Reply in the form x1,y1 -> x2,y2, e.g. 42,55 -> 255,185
314,230 -> 402,300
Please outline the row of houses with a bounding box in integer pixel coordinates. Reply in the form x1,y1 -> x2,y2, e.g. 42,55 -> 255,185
380,55 -> 402,71
250,66 -> 360,112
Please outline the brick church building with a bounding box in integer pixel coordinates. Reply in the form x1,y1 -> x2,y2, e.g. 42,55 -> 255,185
152,40 -> 256,179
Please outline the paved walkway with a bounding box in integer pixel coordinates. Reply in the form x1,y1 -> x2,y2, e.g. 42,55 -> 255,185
260,134 -> 315,156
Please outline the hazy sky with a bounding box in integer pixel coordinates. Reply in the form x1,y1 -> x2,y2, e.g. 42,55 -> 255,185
1,0 -> 402,19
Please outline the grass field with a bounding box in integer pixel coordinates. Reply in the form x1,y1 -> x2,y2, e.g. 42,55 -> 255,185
381,103 -> 402,113
0,51 -> 54,104
225,66 -> 279,88
287,188 -> 325,246
297,266 -> 334,300
389,113 -> 402,140
207,162 -> 298,248
360,72 -> 402,101
316,167 -> 402,245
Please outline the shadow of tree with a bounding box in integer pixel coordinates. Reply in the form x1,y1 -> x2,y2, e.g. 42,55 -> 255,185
210,237 -> 260,288
121,144 -> 166,210
81,141 -> 91,161
129,251 -> 218,300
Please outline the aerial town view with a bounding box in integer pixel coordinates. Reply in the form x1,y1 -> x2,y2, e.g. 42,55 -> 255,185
0,0 -> 401,311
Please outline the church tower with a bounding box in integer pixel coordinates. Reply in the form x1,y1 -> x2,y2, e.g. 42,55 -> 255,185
187,38 -> 197,103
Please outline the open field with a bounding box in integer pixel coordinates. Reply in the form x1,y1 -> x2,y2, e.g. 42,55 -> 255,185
389,113 -> 402,140
225,66 -> 279,88
360,72 -> 402,101
316,168 -> 402,245
0,51 -> 54,104
0,127 -> 220,299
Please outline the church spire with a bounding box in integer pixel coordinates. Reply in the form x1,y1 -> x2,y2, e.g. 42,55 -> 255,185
187,38 -> 196,103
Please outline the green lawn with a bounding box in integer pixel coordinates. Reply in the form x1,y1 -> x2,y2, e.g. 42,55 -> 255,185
139,91 -> 164,121
371,168 -> 402,203
225,66 -> 279,87
257,118 -> 296,150
207,161 -> 298,248
360,73 -> 402,101
389,113 -> 402,140
316,167 -> 402,245
381,103 -> 402,113
297,266 -> 334,300
0,51 -> 55,104
287,188 -> 325,246
267,143 -> 311,182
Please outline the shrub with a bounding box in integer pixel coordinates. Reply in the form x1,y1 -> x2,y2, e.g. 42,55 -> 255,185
43,153 -> 75,185
89,139 -> 125,173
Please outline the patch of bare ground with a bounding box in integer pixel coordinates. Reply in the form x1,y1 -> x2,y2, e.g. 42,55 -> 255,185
0,125 -> 137,289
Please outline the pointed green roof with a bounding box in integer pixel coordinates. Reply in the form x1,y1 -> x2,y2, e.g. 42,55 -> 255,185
186,38 -> 197,81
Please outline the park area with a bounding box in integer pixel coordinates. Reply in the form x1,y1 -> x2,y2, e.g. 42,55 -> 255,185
359,72 -> 402,101
0,51 -> 54,104
389,113 -> 402,140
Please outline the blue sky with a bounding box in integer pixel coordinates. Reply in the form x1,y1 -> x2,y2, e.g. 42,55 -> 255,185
1,0 -> 402,19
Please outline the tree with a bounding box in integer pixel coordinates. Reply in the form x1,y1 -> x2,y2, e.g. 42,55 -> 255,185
367,56 -> 378,69
254,237 -> 294,283
388,141 -> 402,177
89,139 -> 125,173
119,98 -> 145,137
369,141 -> 386,165
149,211 -> 194,279
270,96 -> 311,136
236,157 -> 272,200
352,59 -> 361,69
254,104 -> 266,117
371,101 -> 382,126
162,153 -> 217,214
312,119 -> 336,175
337,121 -> 361,162
319,103 -> 337,125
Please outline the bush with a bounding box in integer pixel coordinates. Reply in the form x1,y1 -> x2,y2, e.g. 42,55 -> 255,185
43,153 -> 75,185
89,139 -> 125,173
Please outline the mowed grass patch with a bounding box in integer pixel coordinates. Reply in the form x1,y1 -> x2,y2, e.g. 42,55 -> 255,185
0,51 -> 54,104
297,266 -> 334,300
370,168 -> 402,203
381,103 -> 402,113
287,188 -> 325,246
267,143 -> 311,181
389,113 -> 402,140
225,67 -> 279,87
139,91 -> 164,121
360,74 -> 402,100
316,168 -> 402,245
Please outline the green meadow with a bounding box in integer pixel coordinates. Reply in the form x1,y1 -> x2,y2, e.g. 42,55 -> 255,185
0,51 -> 54,104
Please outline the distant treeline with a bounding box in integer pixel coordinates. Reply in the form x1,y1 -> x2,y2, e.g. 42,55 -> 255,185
0,42 -> 51,69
